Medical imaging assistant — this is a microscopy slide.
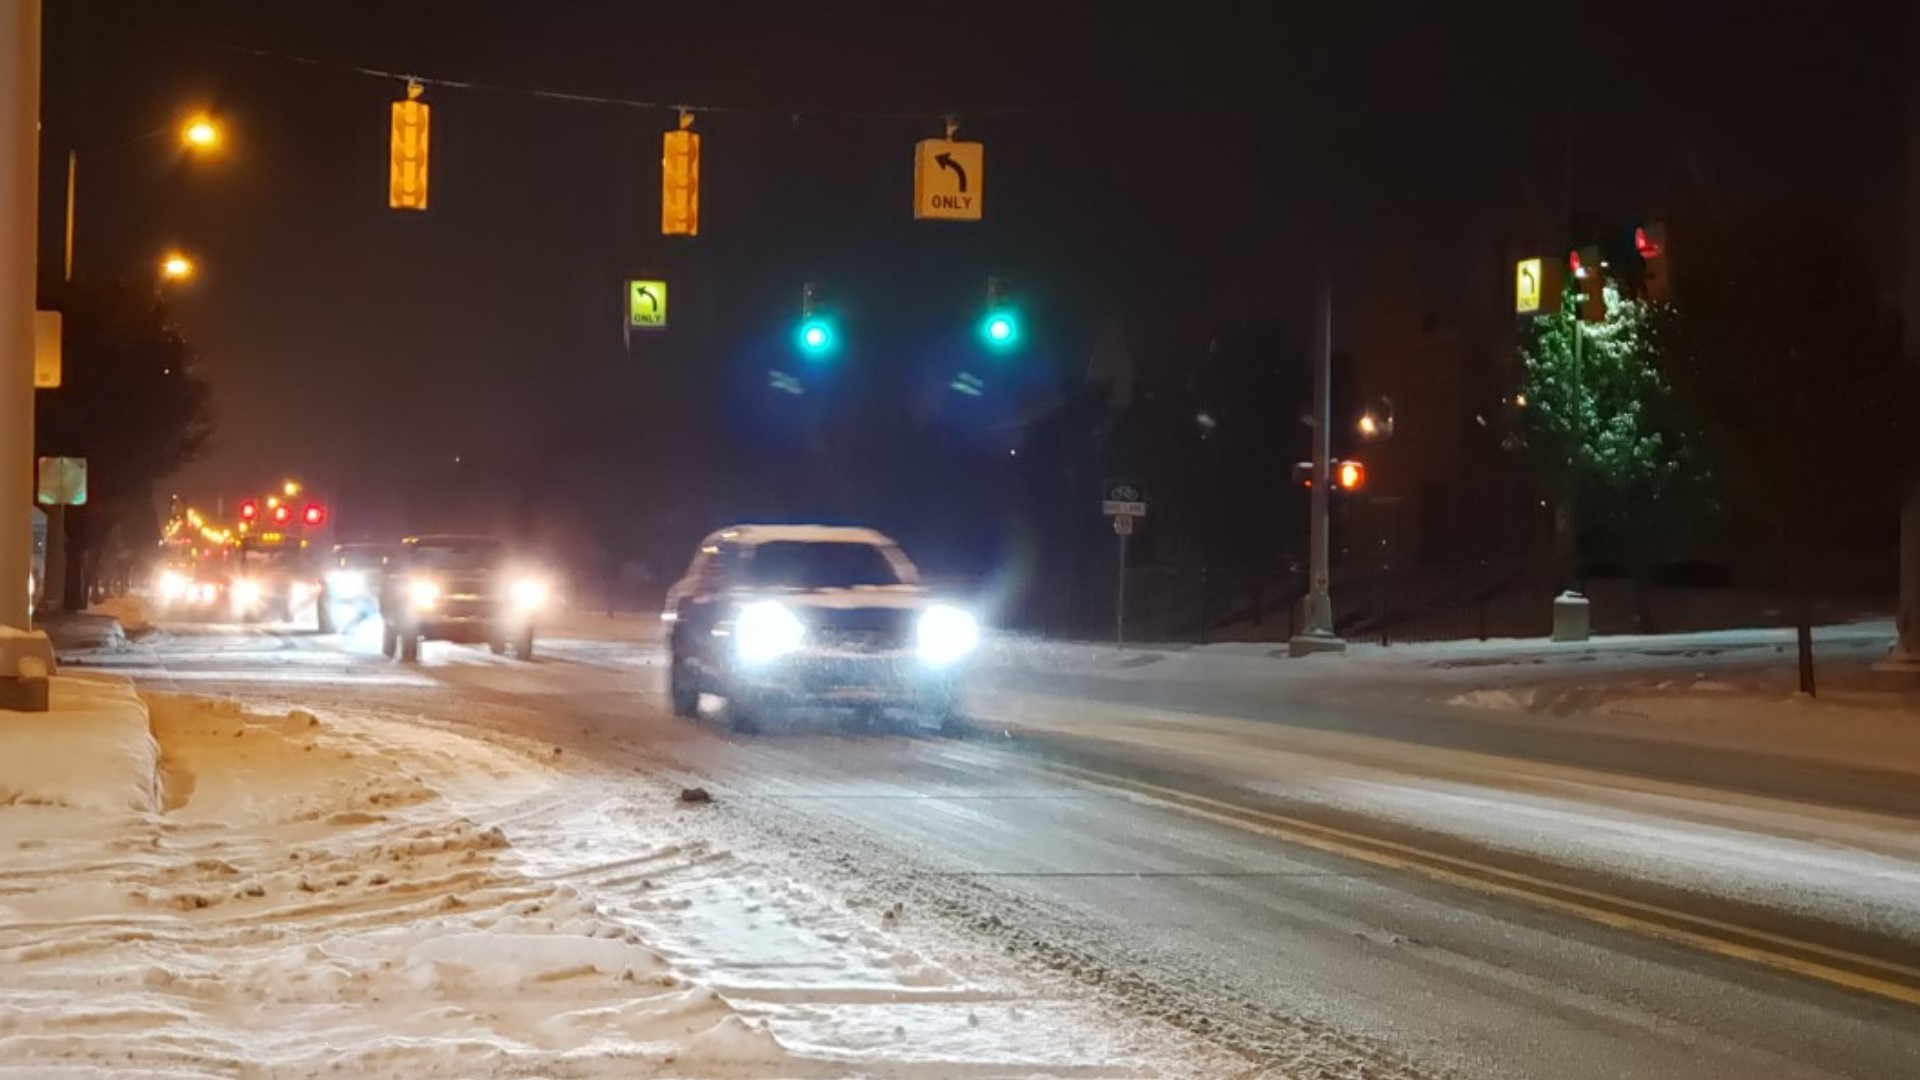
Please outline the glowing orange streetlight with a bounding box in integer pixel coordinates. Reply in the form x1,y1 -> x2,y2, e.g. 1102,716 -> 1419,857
181,116 -> 222,152
160,251 -> 196,282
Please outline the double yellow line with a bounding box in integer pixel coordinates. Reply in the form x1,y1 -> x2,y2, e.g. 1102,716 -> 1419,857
1034,757 -> 1920,1009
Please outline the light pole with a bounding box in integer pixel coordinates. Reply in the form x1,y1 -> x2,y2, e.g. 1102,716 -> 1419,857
1,0 -> 41,632
63,113 -> 223,282
1291,275 -> 1347,656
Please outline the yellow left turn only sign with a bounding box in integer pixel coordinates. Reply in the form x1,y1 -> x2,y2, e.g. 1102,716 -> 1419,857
628,280 -> 668,328
1515,258 -> 1543,314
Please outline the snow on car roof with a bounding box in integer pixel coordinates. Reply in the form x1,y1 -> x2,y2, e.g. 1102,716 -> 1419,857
405,534 -> 503,547
706,524 -> 900,548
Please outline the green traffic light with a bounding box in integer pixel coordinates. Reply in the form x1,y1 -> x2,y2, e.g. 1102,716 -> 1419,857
980,310 -> 1019,351
797,316 -> 835,356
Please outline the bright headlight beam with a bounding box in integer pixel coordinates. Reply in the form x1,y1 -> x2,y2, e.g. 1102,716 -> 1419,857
735,600 -> 805,664
511,577 -> 549,612
917,604 -> 980,664
408,578 -> 440,610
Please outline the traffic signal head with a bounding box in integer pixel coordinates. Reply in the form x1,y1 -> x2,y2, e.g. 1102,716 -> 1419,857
980,310 -> 1020,351
979,275 -> 1020,354
1335,460 -> 1366,491
302,503 -> 327,528
1572,246 -> 1607,322
238,499 -> 258,522
1635,222 -> 1670,303
271,503 -> 292,526
796,316 -> 835,356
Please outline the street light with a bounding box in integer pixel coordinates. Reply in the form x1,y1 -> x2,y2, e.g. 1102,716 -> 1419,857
160,252 -> 196,282
63,112 -> 228,282
181,116 -> 222,152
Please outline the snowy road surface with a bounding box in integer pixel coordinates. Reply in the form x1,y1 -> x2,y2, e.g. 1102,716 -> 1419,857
57,621 -> 1920,1079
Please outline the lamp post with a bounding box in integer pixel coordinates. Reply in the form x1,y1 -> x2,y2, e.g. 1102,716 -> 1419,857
63,113 -> 223,282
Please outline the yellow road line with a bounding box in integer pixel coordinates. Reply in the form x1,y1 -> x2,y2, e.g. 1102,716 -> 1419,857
1031,758 -> 1920,1009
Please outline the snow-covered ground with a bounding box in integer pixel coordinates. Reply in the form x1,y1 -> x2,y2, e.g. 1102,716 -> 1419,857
0,682 -> 1235,1078
88,595 -> 154,634
987,620 -> 1920,775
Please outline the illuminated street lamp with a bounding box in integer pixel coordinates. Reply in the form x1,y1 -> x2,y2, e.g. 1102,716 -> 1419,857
63,111 -> 230,282
160,252 -> 196,282
181,116 -> 222,152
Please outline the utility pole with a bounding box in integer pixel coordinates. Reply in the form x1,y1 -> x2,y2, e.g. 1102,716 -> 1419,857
0,0 -> 42,630
1887,3 -> 1920,673
1291,275 -> 1345,656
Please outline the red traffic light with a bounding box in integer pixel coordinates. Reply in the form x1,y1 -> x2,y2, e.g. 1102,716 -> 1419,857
1634,225 -> 1663,258
238,499 -> 258,521
271,503 -> 292,525
302,503 -> 327,527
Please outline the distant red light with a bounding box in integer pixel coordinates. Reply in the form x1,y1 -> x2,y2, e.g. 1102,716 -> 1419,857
238,499 -> 258,521
1634,226 -> 1662,258
303,503 -> 326,527
271,503 -> 292,525
1567,249 -> 1582,272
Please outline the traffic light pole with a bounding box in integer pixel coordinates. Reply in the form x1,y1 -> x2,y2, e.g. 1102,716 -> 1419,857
0,0 -> 41,631
1291,276 -> 1345,656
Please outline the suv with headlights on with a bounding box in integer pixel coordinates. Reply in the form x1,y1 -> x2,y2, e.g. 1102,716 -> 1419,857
664,524 -> 978,734
379,534 -> 549,662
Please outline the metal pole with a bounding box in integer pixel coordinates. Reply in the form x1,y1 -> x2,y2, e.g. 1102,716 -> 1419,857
1291,275 -> 1345,655
0,0 -> 43,629
1888,2 -> 1920,671
1115,528 -> 1128,647
62,149 -> 74,282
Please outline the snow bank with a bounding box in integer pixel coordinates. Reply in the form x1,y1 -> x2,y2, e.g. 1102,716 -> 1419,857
88,595 -> 152,634
0,674 -> 156,813
0,693 -> 804,1078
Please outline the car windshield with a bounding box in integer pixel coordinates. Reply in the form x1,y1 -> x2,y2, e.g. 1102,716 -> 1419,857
408,540 -> 502,572
743,541 -> 904,590
336,547 -> 392,570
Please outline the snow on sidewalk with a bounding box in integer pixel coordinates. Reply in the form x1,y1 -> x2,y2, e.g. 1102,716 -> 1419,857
0,675 -> 157,813
0,690 -> 1230,1078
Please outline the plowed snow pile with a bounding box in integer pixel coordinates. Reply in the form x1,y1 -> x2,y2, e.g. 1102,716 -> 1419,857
0,691 -> 1228,1078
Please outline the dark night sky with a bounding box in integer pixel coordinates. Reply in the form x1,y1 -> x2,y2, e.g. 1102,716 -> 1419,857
35,0 -> 1906,548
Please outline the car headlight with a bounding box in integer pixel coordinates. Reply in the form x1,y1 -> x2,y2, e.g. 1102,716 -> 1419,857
510,576 -> 549,612
735,600 -> 805,664
408,578 -> 440,611
232,579 -> 263,608
916,604 -> 980,665
326,570 -> 367,598
289,580 -> 315,607
157,570 -> 188,601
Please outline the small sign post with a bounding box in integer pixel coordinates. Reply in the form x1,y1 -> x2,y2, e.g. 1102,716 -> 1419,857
1102,481 -> 1146,646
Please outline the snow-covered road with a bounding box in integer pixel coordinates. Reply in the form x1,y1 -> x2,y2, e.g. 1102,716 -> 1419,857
49,621 -> 1920,1080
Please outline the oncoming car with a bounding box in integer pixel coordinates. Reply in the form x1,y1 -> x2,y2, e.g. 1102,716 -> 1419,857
318,542 -> 398,633
379,535 -> 549,662
664,525 -> 979,733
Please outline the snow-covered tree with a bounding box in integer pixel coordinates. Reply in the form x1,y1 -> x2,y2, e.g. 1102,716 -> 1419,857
1514,282 -> 1709,626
